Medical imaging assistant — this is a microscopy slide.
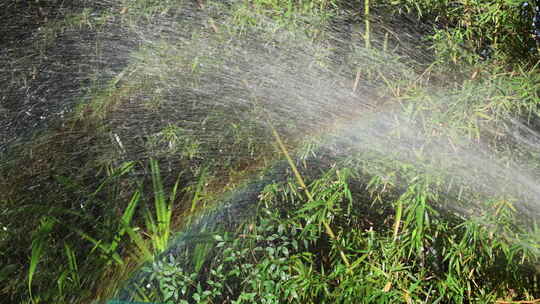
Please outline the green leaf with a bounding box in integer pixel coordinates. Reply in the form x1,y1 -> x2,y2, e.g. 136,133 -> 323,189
29,217 -> 55,298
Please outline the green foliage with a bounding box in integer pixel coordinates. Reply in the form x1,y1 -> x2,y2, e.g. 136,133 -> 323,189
147,125 -> 201,160
232,0 -> 337,32
119,159 -> 180,263
4,0 -> 540,303
134,163 -> 539,303
3,157 -> 182,303
387,0 -> 539,66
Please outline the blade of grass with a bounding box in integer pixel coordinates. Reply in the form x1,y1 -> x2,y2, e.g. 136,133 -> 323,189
29,217 -> 55,300
191,167 -> 207,213
123,224 -> 153,262
64,244 -> 81,288
110,190 -> 141,254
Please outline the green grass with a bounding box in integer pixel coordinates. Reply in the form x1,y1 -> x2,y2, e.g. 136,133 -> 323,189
2,0 -> 540,303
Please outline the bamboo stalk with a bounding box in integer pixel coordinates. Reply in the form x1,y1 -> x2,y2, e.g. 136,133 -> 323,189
495,299 -> 540,304
365,0 -> 371,49
393,200 -> 403,242
353,69 -> 361,93
242,79 -> 352,270
271,127 -> 351,270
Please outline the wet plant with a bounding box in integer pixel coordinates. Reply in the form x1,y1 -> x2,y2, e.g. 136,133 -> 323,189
387,0 -> 540,66
3,1 -> 540,303
131,154 -> 540,303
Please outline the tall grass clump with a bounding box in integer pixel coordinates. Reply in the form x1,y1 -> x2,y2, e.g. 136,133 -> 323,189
2,157 -> 186,303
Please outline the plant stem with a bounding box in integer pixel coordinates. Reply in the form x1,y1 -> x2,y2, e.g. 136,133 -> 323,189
242,79 -> 351,270
365,0 -> 371,49
271,127 -> 351,269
